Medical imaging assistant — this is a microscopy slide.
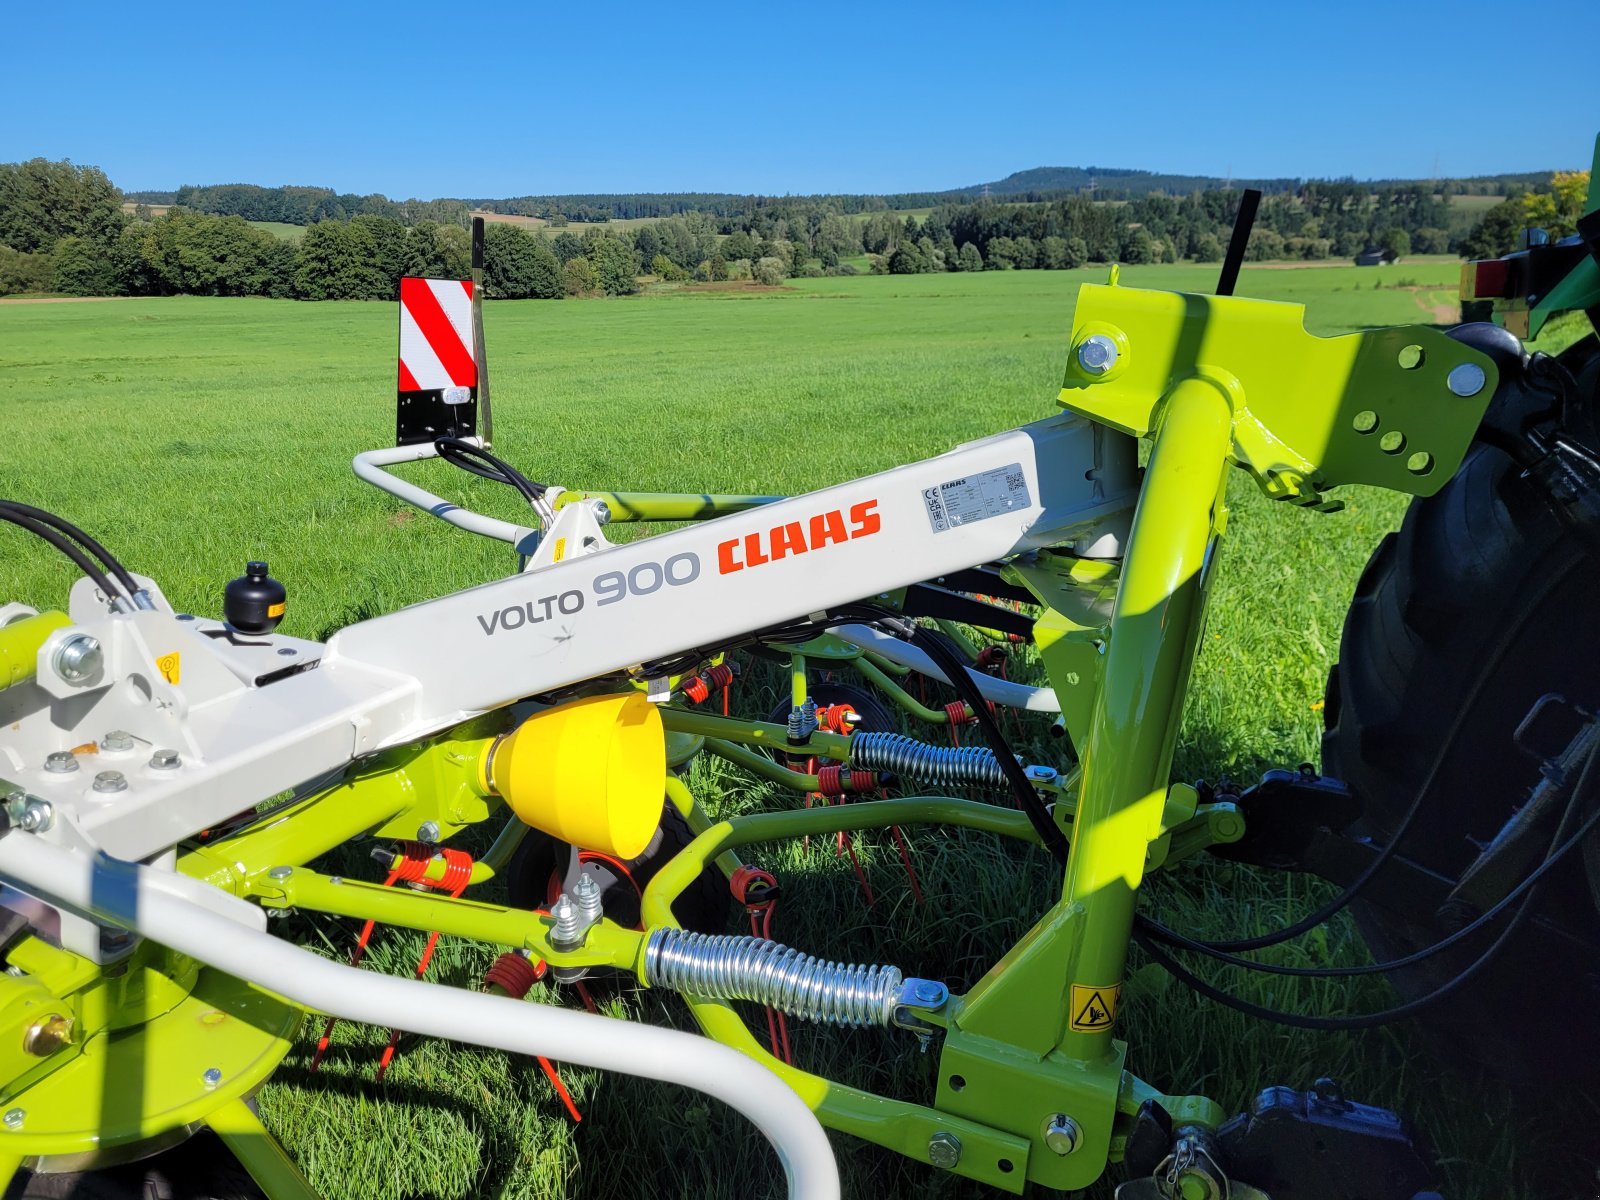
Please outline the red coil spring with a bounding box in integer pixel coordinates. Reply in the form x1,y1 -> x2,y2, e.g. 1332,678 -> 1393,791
975,645 -> 1008,672
815,765 -> 877,797
944,699 -> 997,726
484,952 -> 545,999
683,662 -> 736,705
814,703 -> 857,736
729,865 -> 779,909
388,841 -> 473,890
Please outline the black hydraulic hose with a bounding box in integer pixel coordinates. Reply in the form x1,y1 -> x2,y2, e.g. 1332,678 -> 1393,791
1134,898 -> 1533,1031
832,605 -> 1071,864
0,508 -> 124,602
1137,759 -> 1600,977
0,500 -> 138,597
1195,591 -> 1523,953
433,437 -> 547,505
1136,749 -> 1600,1028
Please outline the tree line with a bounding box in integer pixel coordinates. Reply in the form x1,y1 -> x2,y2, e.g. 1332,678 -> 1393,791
0,156 -> 1585,300
150,167 -> 1556,230
172,183 -> 472,228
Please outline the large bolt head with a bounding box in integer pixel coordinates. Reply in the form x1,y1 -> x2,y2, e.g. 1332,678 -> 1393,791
18,799 -> 53,834
23,1014 -> 72,1057
149,748 -> 182,770
927,1131 -> 962,1169
1447,362 -> 1486,397
2,1108 -> 22,1130
1043,1112 -> 1081,1155
1076,334 -> 1119,375
52,634 -> 102,684
101,730 -> 134,752
92,771 -> 128,794
416,821 -> 440,843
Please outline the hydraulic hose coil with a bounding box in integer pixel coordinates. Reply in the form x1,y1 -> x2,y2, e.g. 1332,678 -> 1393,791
644,928 -> 902,1028
849,731 -> 1008,790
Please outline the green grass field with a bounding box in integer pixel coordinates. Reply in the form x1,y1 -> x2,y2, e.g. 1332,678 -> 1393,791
248,220 -> 307,241
0,264 -> 1592,1200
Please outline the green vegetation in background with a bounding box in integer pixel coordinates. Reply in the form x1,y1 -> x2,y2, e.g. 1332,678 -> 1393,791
2,267 -> 1593,1198
5,155 -> 1591,302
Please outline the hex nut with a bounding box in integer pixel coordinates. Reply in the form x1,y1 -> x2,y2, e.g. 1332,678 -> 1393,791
927,1131 -> 962,1169
1076,334 -> 1119,375
18,799 -> 53,834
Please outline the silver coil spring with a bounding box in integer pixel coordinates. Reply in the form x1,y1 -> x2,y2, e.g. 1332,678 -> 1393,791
644,928 -> 902,1028
849,730 -> 1007,789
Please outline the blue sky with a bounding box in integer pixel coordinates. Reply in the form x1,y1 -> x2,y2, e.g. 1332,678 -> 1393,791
8,1 -> 1597,197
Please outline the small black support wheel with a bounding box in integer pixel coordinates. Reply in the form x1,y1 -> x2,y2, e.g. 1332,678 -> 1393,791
1322,335 -> 1600,1083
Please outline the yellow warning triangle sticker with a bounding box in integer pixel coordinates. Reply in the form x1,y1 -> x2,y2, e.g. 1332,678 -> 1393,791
1069,983 -> 1120,1031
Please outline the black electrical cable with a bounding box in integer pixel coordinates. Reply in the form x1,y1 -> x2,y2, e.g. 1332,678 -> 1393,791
0,508 -> 124,602
1134,748 -> 1600,1029
1192,589 -> 1530,953
1133,900 -> 1531,1032
0,500 -> 138,597
433,437 -> 547,506
1137,760 -> 1600,978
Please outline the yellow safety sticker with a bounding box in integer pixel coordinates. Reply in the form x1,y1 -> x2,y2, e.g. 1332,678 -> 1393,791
156,652 -> 180,685
267,602 -> 286,619
1068,982 -> 1121,1032
552,538 -> 567,562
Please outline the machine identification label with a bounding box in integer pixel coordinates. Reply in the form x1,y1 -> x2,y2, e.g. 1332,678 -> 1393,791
922,463 -> 1030,533
1068,982 -> 1121,1031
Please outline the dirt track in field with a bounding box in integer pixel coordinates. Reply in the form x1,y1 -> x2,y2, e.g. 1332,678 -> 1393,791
0,296 -> 126,305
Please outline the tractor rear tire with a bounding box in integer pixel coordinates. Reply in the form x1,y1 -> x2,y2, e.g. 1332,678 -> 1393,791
1322,338 -> 1600,1083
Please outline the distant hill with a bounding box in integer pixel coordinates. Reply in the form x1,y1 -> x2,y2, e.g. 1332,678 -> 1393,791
942,166 -> 1299,199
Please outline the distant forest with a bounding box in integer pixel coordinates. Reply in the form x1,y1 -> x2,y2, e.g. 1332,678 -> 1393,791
4,156 -> 1581,301
122,165 -> 1553,226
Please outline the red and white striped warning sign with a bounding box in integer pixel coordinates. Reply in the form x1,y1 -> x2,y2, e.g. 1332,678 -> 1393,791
398,277 -> 477,393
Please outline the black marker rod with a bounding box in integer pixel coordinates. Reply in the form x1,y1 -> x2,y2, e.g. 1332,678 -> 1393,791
1216,188 -> 1261,297
471,216 -> 493,445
